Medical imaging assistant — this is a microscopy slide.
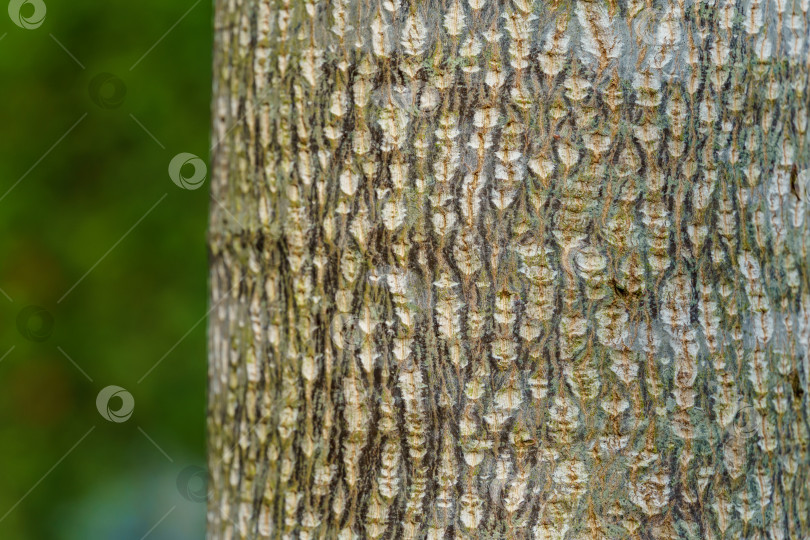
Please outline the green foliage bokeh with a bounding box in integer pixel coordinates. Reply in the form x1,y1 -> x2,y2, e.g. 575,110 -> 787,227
0,1 -> 211,538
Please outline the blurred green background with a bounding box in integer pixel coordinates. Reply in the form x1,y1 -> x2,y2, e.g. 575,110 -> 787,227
0,1 -> 211,538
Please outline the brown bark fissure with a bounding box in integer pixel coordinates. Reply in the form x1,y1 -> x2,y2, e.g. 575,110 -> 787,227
208,0 -> 810,538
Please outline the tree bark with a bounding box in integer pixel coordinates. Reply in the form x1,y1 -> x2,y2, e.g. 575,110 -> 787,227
207,0 -> 810,537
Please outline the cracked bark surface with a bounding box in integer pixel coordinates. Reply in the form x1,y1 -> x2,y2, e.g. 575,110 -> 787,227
207,0 -> 810,537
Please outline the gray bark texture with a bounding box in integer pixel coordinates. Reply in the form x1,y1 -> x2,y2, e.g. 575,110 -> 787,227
207,0 -> 810,537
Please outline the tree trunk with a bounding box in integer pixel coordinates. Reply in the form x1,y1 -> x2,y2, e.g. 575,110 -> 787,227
207,0 -> 810,537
